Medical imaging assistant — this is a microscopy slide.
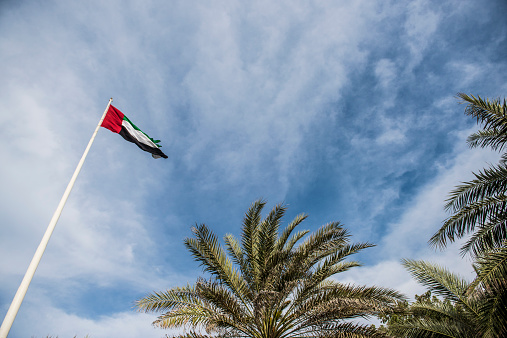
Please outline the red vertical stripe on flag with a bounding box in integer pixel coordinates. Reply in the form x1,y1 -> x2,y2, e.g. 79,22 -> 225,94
101,105 -> 125,133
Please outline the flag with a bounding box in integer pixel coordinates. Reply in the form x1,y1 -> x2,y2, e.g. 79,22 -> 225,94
101,105 -> 168,159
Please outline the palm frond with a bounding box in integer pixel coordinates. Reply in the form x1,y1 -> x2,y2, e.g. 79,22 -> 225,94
292,222 -> 349,269
316,322 -> 388,337
430,194 -> 507,250
390,317 -> 476,338
256,203 -> 287,289
458,93 -> 507,140
195,278 -> 247,324
292,242 -> 375,305
154,306 -> 214,329
470,244 -> 507,290
444,164 -> 507,213
401,260 -> 473,310
460,219 -> 507,255
467,128 -> 507,151
282,229 -> 310,253
275,213 -> 308,252
224,234 -> 250,284
136,285 -> 200,313
292,282 -> 404,326
241,200 -> 265,286
184,224 -> 249,303
409,301 -> 473,325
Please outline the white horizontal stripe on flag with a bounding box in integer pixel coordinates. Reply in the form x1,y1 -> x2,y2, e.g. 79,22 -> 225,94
122,120 -> 158,148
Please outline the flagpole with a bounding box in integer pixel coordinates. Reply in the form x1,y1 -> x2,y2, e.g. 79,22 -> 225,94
0,98 -> 113,338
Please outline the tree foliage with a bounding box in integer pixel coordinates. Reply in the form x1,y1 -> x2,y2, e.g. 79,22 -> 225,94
136,201 -> 404,338
385,258 -> 507,337
378,291 -> 451,332
430,93 -> 507,256
391,93 -> 507,337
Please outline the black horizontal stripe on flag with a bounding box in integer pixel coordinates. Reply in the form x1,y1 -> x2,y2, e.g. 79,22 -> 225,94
119,127 -> 168,159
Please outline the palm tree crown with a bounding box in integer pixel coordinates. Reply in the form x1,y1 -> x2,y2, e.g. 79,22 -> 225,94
136,200 -> 404,338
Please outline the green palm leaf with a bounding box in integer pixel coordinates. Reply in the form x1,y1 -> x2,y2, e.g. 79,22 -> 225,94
458,93 -> 507,141
401,259 -> 475,313
431,192 -> 507,253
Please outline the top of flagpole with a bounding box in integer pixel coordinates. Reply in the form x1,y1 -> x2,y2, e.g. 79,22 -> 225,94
97,98 -> 114,126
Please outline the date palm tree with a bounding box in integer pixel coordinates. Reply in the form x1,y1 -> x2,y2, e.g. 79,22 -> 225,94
430,93 -> 507,256
389,254 -> 507,337
399,93 -> 507,337
136,200 -> 404,338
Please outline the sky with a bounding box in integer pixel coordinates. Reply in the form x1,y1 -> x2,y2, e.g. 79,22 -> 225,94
0,0 -> 506,337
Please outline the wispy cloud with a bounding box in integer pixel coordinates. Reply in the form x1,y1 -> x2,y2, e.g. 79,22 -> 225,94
1,0 -> 506,336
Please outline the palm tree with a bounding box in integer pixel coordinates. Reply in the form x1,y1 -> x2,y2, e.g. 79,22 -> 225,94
136,200 -> 404,338
394,93 -> 507,337
389,256 -> 507,337
430,93 -> 507,256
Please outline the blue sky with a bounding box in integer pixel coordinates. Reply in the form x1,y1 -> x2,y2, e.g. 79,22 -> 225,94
0,0 -> 506,336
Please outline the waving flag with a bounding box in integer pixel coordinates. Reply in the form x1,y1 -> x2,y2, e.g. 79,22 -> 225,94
101,105 -> 168,159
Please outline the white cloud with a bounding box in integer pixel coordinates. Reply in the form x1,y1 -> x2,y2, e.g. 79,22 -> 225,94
0,0 -> 505,336
380,135 -> 499,259
447,60 -> 495,89
375,59 -> 397,91
335,119 -> 500,300
337,260 -> 425,300
403,0 -> 441,70
337,128 -> 499,300
172,0 -> 392,197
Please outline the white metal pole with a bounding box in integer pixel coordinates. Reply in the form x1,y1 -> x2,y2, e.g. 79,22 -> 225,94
0,98 -> 113,338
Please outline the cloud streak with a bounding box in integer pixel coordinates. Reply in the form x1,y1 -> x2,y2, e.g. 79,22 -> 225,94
0,0 -> 506,336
